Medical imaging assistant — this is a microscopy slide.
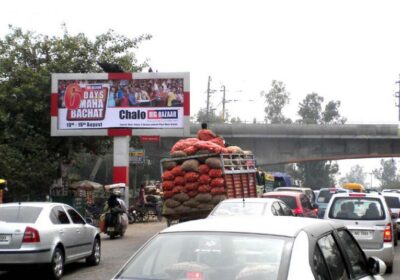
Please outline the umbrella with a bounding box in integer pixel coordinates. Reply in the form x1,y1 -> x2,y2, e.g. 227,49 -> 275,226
70,180 -> 103,191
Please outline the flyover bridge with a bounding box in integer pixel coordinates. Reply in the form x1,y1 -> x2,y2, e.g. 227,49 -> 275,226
146,124 -> 400,166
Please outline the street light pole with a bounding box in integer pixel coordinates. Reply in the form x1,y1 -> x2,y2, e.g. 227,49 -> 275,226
221,85 -> 226,122
206,76 -> 211,123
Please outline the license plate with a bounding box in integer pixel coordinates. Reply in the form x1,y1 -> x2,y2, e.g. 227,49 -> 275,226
351,230 -> 373,239
107,227 -> 115,232
0,234 -> 11,244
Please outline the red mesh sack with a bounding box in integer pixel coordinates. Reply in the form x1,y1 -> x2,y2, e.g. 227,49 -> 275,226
211,187 -> 225,195
171,166 -> 185,177
197,129 -> 216,141
194,141 -> 222,154
184,172 -> 199,183
210,137 -> 225,147
199,174 -> 211,185
174,176 -> 185,186
209,169 -> 223,178
163,191 -> 174,199
162,171 -> 175,181
198,185 -> 211,193
171,138 -> 199,152
162,180 -> 174,191
221,148 -> 229,154
187,191 -> 198,198
199,164 -> 210,174
185,182 -> 199,191
210,178 -> 225,188
183,146 -> 197,155
172,186 -> 186,194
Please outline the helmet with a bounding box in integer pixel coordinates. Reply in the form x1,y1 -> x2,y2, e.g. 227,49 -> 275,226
113,190 -> 122,197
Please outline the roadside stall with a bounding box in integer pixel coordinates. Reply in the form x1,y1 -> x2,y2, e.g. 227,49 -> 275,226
50,180 -> 103,216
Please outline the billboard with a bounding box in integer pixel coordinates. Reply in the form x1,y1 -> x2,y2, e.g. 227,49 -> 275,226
51,73 -> 190,137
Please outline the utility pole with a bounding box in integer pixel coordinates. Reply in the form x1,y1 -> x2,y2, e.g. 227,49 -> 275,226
396,75 -> 400,120
206,76 -> 211,123
221,85 -> 226,122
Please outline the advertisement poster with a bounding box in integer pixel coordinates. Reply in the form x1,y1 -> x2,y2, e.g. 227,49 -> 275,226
57,78 -> 184,129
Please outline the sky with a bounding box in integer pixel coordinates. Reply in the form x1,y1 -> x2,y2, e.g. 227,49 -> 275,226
2,0 -> 400,185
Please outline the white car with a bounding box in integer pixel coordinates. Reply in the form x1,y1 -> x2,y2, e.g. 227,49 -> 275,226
112,216 -> 386,280
323,192 -> 395,273
208,198 -> 293,217
0,202 -> 101,279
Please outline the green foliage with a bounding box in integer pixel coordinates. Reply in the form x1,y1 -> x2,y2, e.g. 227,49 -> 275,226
262,80 -> 292,124
195,107 -> 225,124
339,164 -> 367,186
373,159 -> 400,188
0,25 -> 151,201
295,93 -> 346,187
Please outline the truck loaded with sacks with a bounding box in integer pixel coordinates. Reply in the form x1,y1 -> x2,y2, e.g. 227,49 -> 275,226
160,127 -> 258,225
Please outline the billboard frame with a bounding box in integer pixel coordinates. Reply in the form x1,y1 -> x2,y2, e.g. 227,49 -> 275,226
50,72 -> 190,137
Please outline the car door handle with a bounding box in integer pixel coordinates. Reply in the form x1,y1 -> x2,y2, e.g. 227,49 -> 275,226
76,229 -> 80,233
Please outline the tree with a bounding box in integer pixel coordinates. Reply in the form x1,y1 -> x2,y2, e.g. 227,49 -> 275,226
0,25 -> 151,200
295,93 -> 345,188
373,159 -> 400,188
262,80 -> 292,124
339,165 -> 367,186
297,93 -> 324,124
195,107 -> 224,124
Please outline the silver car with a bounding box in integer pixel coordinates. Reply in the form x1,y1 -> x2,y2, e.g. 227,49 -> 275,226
208,198 -> 293,217
0,202 -> 101,279
112,216 -> 386,280
324,192 -> 395,273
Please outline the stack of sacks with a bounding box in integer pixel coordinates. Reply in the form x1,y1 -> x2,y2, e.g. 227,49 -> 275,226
162,157 -> 227,215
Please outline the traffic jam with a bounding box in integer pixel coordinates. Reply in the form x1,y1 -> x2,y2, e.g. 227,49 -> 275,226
1,125 -> 399,280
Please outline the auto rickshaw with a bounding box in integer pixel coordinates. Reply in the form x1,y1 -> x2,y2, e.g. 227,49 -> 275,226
0,179 -> 7,204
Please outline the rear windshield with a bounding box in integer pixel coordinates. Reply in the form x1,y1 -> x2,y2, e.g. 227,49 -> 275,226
117,232 -> 290,280
384,196 -> 400,208
0,206 -> 43,223
328,197 -> 385,220
211,202 -> 266,216
317,190 -> 346,204
266,196 -> 296,209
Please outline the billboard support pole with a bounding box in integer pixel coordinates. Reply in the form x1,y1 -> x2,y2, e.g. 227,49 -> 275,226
113,136 -> 130,208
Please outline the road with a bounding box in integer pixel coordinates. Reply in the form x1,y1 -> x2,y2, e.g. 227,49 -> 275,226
0,220 -> 167,280
1,220 -> 399,279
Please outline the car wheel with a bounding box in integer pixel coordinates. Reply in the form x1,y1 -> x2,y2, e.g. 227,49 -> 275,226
48,247 -> 64,280
386,263 -> 393,274
86,238 -> 101,266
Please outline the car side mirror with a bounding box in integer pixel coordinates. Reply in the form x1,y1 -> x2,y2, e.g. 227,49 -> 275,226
311,203 -> 318,209
85,217 -> 94,225
367,257 -> 386,276
391,213 -> 399,220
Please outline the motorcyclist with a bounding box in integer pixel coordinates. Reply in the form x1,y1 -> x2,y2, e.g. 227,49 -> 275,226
113,190 -> 129,228
104,193 -> 124,231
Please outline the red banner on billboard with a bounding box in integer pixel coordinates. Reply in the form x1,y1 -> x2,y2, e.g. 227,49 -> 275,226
140,135 -> 160,143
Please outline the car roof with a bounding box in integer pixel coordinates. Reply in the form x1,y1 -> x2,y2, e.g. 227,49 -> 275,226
162,216 -> 341,238
330,192 -> 383,198
0,202 -> 69,208
276,186 -> 312,191
217,198 -> 281,204
319,187 -> 348,192
264,191 -> 302,197
382,192 -> 400,197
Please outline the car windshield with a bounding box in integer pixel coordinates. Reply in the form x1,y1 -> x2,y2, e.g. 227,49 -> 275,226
0,206 -> 43,223
211,202 -> 266,216
116,232 -> 289,280
328,197 -> 385,220
384,196 -> 400,208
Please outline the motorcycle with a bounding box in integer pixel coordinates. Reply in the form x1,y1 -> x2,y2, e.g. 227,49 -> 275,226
104,207 -> 128,239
